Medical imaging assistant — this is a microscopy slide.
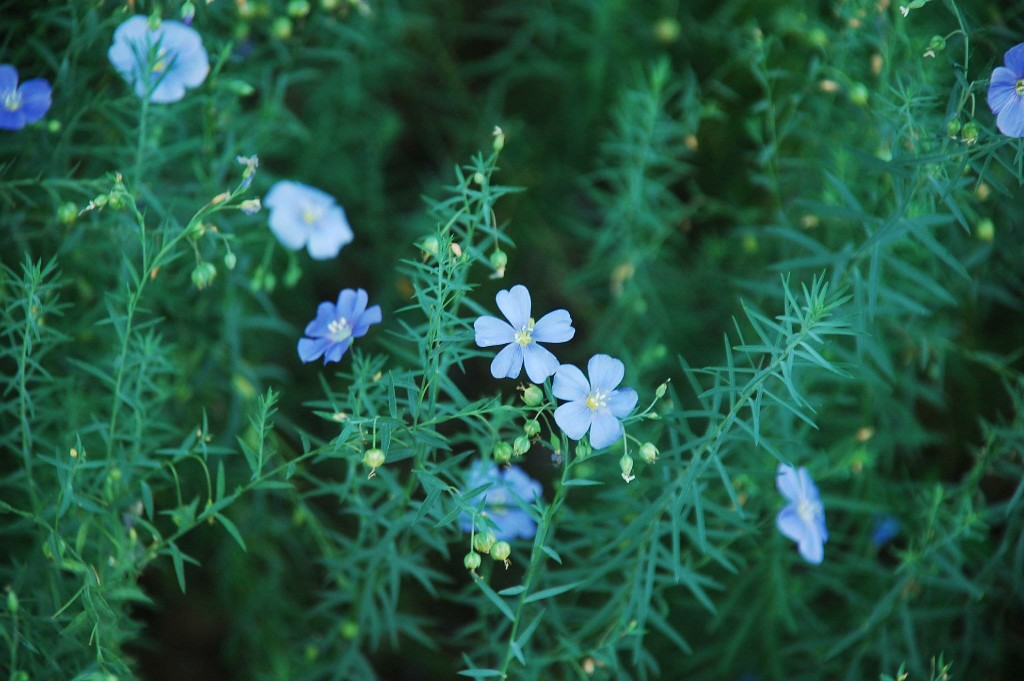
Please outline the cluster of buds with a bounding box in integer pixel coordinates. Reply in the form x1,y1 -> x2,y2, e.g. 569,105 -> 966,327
464,531 -> 512,572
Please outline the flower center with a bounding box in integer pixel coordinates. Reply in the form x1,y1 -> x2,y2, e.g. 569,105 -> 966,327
585,390 -> 608,411
513,317 -> 536,346
3,89 -> 21,112
797,498 -> 820,524
1017,79 -> 1024,96
328,317 -> 352,342
302,205 -> 322,225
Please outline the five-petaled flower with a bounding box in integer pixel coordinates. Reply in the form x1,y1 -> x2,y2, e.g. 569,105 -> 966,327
108,16 -> 210,104
265,181 -> 354,260
459,461 -> 542,541
775,464 -> 828,564
474,285 -> 575,383
988,42 -> 1024,138
552,354 -> 637,450
0,64 -> 52,131
297,288 -> 381,364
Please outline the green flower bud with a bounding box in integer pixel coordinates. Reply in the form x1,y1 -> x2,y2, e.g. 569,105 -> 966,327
464,551 -> 482,571
962,121 -> 980,144
262,272 -> 277,292
271,16 -> 293,39
191,262 -> 217,290
340,619 -> 359,640
524,419 -> 541,437
47,119 -> 61,133
224,252 -> 238,270
322,0 -> 340,8
848,83 -> 869,107
946,119 -> 961,138
147,12 -> 162,30
620,453 -> 635,483
576,440 -> 591,458
807,28 -> 828,48
288,0 -> 311,17
226,79 -> 256,96
473,171 -> 486,185
7,590 -> 18,613
474,531 -> 496,554
489,248 -> 508,275
976,219 -> 995,242
57,201 -> 78,225
928,34 -> 946,52
362,448 -> 386,477
513,435 -> 531,456
181,1 -> 196,23
639,442 -> 659,464
653,17 -> 680,44
521,385 -> 543,407
420,235 -> 440,258
492,126 -> 505,152
490,540 -> 511,566
107,191 -> 131,211
655,381 -> 669,399
494,442 -> 513,464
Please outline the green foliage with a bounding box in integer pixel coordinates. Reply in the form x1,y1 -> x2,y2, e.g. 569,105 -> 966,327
2,0 -> 1024,680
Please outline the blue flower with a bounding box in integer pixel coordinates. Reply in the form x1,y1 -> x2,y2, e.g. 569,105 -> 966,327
459,461 -> 542,541
871,514 -> 900,549
474,285 -> 575,383
108,16 -> 209,104
297,288 -> 381,364
775,464 -> 828,565
264,181 -> 354,260
988,43 -> 1024,138
552,354 -> 638,450
0,64 -> 52,130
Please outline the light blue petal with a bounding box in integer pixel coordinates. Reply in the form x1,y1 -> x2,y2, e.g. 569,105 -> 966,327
493,509 -> 536,541
496,285 -> 531,328
17,79 -> 51,122
1005,42 -> 1024,74
775,464 -> 802,502
797,527 -> 825,564
335,289 -> 359,319
997,98 -> 1024,138
775,504 -> 805,543
150,78 -> 187,104
158,21 -> 208,88
305,301 -> 338,336
350,289 -> 369,319
988,67 -> 1018,114
531,309 -> 575,343
589,411 -> 623,449
353,305 -> 382,337
0,65 -> 18,92
554,401 -> 592,441
306,205 -> 353,259
323,338 -> 351,364
490,343 -> 523,379
587,354 -> 625,392
552,363 -> 589,401
502,465 -> 542,502
797,467 -> 821,504
298,337 -> 331,363
267,200 -> 310,250
474,316 -> 515,347
608,388 -> 638,418
522,343 -> 560,383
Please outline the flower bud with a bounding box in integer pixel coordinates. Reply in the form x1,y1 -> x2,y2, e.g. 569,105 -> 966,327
653,17 -> 681,44
224,252 -> 238,270
47,119 -> 61,133
473,171 -> 486,185
575,440 -> 591,458
492,126 -> 505,152
147,12 -> 162,30
521,385 -> 543,407
288,0 -> 311,17
962,121 -> 980,144
362,448 -> 386,477
946,119 -> 961,138
655,380 -> 669,399
340,619 -> 359,640
848,83 -> 869,106
490,540 -> 511,567
181,0 -> 196,24
420,235 -> 440,259
620,453 -> 635,483
7,590 -> 18,613
494,442 -> 513,464
191,262 -> 217,290
238,198 -> 261,215
524,419 -> 540,437
513,435 -> 531,456
57,201 -> 78,225
272,16 -> 293,39
322,0 -> 340,8
976,219 -> 995,242
464,551 -> 482,571
928,34 -> 946,53
107,190 -> 131,211
474,530 -> 496,554
639,442 -> 659,464
489,248 -> 508,277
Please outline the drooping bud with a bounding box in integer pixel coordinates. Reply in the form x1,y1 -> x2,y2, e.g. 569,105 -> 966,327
620,453 -> 635,483
181,0 -> 196,24
489,248 -> 508,278
191,262 -> 217,290
521,385 -> 543,407
490,540 -> 511,568
272,16 -> 293,39
976,219 -> 995,242
494,442 -> 513,465
492,126 -> 505,152
524,419 -> 541,437
946,119 -> 961,138
474,531 -> 497,554
575,440 -> 591,458
848,83 -> 869,106
362,448 -> 386,478
464,551 -> 482,572
288,0 -> 311,17
6,590 -> 18,613
57,201 -> 78,225
239,198 -> 261,215
420,235 -> 440,259
224,252 -> 238,270
513,435 -> 531,456
927,34 -> 946,53
639,442 -> 659,464
962,121 -> 980,144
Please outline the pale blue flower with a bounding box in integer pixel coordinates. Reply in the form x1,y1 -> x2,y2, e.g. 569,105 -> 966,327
108,16 -> 209,104
552,354 -> 637,450
297,288 -> 381,364
775,464 -> 828,564
474,285 -> 575,383
0,65 -> 52,130
988,43 -> 1024,138
264,181 -> 354,260
459,462 -> 542,541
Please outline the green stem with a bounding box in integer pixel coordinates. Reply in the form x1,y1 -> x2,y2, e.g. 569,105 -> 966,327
133,95 -> 150,188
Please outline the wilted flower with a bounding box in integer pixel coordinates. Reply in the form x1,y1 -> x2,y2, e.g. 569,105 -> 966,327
775,464 -> 828,564
552,354 -> 638,450
459,461 -> 542,541
988,43 -> 1024,138
264,181 -> 354,260
474,285 -> 575,383
0,64 -> 52,130
297,288 -> 381,364
108,16 -> 210,103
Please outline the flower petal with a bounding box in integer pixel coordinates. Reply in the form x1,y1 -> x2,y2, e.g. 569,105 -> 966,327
474,315 -> 515,347
323,337 -> 351,364
775,464 -> 803,502
997,97 -> 1024,138
554,400 -> 592,441
608,388 -> 638,419
1005,42 -> 1024,74
775,504 -> 806,543
0,109 -> 26,130
797,467 -> 821,504
353,305 -> 382,337
531,309 -> 575,343
306,205 -> 353,259
305,301 -> 338,336
17,78 -> 51,123
298,337 -> 331,363
797,527 -> 825,564
490,343 -> 524,380
266,205 -> 309,251
0,65 -> 18,92
988,67 -> 1018,114
159,21 -> 209,88
552,363 -> 590,401
335,289 -> 359,320
491,509 -> 537,541
502,466 -> 542,502
589,411 -> 624,449
496,285 -> 531,328
522,343 -> 560,383
587,354 -> 625,392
